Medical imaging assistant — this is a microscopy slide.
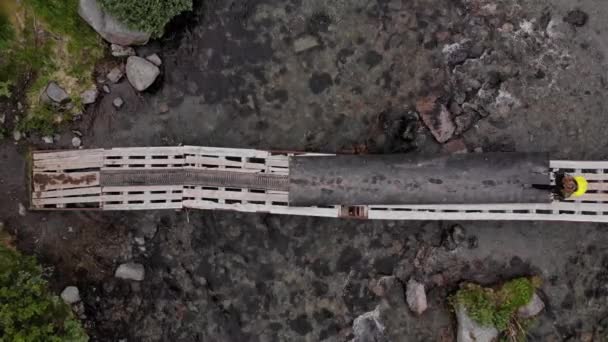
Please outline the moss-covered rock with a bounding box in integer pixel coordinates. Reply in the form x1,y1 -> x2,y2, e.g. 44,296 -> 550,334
451,277 -> 542,341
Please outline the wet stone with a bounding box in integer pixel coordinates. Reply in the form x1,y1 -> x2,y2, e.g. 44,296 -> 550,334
563,10 -> 588,27
293,35 -> 319,53
309,72 -> 333,94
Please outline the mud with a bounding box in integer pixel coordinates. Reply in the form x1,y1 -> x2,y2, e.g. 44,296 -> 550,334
2,0 -> 608,341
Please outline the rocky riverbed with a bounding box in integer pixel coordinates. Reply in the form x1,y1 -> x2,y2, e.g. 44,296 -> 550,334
2,0 -> 608,340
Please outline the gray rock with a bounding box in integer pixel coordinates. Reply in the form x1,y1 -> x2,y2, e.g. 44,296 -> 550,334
111,44 -> 136,57
134,237 -> 145,245
43,82 -> 70,104
81,88 -> 99,105
102,85 -> 111,93
564,10 -> 588,27
0,113 -> 5,124
72,136 -> 82,147
146,53 -> 162,66
18,203 -> 26,216
42,136 -> 54,144
126,56 -> 160,91
351,307 -> 388,342
416,97 -> 455,143
517,293 -> 545,318
406,279 -> 427,315
115,263 -> 145,281
60,286 -> 81,304
293,35 -> 319,53
158,103 -> 169,113
456,305 -> 498,342
13,130 -> 21,141
113,97 -> 124,108
107,67 -> 123,83
78,0 -> 150,45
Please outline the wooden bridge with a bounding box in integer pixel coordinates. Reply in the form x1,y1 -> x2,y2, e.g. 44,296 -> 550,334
30,146 -> 608,222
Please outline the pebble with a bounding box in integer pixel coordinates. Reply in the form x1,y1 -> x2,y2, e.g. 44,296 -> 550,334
42,136 -> 54,144
102,85 -> 111,93
134,237 -> 145,245
146,53 -> 162,66
107,67 -> 124,83
18,203 -> 26,216
13,130 -> 21,141
111,44 -> 136,57
406,278 -> 428,315
81,88 -> 99,105
0,114 -> 4,124
60,286 -> 81,304
158,103 -> 169,113
113,97 -> 124,109
443,139 -> 468,154
293,35 -> 319,53
115,262 -> 145,281
72,136 -> 82,147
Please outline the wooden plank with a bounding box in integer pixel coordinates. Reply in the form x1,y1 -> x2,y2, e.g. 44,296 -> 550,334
551,160 -> 608,169
34,155 -> 103,168
103,202 -> 183,210
104,147 -> 185,157
103,186 -> 183,193
101,193 -> 183,202
368,210 -> 608,222
369,202 -> 608,212
587,182 -> 608,191
183,200 -> 341,217
33,187 -> 101,199
266,156 -> 289,168
103,158 -> 186,167
185,156 -> 267,171
564,193 -> 608,202
33,172 -> 100,191
32,196 -> 102,205
183,188 -> 288,202
184,146 -> 270,158
33,149 -> 104,160
569,173 -> 608,181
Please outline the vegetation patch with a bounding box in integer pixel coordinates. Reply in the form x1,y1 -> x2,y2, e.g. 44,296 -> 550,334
0,244 -> 88,341
451,277 -> 541,342
99,0 -> 193,38
0,0 -> 103,136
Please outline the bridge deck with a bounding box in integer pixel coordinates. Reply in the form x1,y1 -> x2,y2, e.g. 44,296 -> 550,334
30,147 -> 608,222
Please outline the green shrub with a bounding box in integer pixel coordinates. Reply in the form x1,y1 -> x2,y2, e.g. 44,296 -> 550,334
0,245 -> 89,342
99,0 -> 193,37
451,277 -> 539,341
0,13 -> 13,51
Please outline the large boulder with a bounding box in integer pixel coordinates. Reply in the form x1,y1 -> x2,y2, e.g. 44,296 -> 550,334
126,56 -> 160,91
78,0 -> 150,46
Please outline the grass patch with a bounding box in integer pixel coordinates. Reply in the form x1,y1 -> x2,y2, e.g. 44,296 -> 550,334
0,12 -> 14,50
451,277 -> 541,342
0,0 -> 103,136
99,0 -> 192,38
